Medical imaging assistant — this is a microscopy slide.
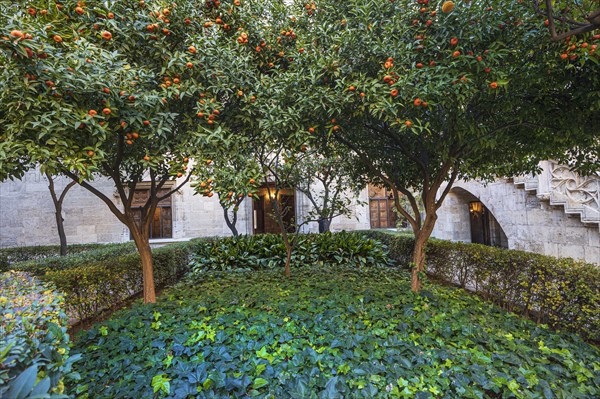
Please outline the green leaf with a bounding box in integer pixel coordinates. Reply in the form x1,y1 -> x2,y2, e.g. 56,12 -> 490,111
6,365 -> 37,399
252,378 -> 269,389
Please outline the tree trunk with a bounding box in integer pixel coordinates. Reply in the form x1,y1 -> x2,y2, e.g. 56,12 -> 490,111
318,218 -> 332,233
46,173 -> 76,256
223,207 -> 239,236
411,231 -> 428,292
55,204 -> 68,256
130,227 -> 156,303
410,210 -> 437,292
284,243 -> 292,277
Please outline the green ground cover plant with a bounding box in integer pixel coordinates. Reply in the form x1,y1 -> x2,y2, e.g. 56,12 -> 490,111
361,231 -> 600,342
0,271 -> 78,398
70,266 -> 600,399
1,242 -> 192,325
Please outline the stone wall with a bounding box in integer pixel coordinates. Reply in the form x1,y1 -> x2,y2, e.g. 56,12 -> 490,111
432,179 -> 600,264
0,171 -> 126,247
0,171 -> 368,248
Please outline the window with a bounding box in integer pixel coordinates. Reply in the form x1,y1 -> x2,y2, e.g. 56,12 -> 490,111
130,188 -> 173,239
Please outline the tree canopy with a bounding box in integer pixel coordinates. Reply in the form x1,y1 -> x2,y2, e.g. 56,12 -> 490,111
263,0 -> 599,289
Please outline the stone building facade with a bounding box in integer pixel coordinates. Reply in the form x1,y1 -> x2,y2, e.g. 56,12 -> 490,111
432,161 -> 599,264
0,170 -> 370,247
1,162 -> 598,265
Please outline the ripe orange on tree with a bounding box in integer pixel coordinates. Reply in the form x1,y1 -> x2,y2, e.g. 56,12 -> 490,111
441,1 -> 454,13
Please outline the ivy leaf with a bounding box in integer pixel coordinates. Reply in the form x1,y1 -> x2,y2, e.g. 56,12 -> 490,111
252,378 -> 269,389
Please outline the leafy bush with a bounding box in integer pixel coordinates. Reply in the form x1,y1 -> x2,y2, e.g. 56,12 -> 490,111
43,243 -> 193,323
360,230 -> 600,341
190,232 -> 391,274
0,243 -> 126,271
0,271 -> 79,398
6,243 -> 137,276
70,266 -> 600,398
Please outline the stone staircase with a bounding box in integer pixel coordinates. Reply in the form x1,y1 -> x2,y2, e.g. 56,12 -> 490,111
513,161 -> 600,232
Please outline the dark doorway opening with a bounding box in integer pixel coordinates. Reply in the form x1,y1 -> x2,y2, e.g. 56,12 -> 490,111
469,201 -> 507,248
253,185 -> 296,234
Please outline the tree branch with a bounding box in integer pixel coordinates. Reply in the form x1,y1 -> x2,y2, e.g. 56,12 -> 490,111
61,168 -> 128,225
435,161 -> 460,210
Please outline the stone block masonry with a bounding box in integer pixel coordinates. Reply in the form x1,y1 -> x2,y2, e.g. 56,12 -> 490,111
433,178 -> 599,265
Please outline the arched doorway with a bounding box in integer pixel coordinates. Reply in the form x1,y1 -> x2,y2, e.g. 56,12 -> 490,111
443,187 -> 508,248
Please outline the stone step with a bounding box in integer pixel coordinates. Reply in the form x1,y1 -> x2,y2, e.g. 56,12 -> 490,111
514,165 -> 600,232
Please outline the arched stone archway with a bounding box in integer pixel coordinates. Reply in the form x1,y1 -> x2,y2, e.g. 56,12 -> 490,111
431,179 -> 599,264
432,183 -> 508,248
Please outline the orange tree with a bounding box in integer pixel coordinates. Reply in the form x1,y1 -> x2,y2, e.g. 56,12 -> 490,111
0,0 -> 278,302
272,0 -> 599,291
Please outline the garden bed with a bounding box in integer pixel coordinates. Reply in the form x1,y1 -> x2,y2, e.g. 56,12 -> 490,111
70,266 -> 600,398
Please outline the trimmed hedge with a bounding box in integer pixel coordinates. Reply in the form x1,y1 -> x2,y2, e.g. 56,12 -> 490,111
190,232 -> 391,274
43,242 -> 194,323
0,271 -> 79,398
361,230 -> 600,341
0,243 -> 124,271
5,243 -> 137,275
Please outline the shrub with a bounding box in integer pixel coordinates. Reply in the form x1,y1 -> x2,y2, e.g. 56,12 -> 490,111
70,266 -> 600,398
0,243 -> 124,271
190,232 -> 391,275
43,243 -> 193,323
6,243 -> 137,276
0,271 -> 79,398
360,230 -> 600,341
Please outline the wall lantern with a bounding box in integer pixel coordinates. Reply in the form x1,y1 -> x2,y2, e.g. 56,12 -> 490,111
469,201 -> 484,214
